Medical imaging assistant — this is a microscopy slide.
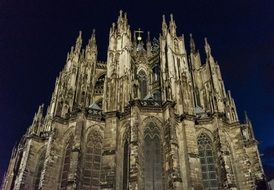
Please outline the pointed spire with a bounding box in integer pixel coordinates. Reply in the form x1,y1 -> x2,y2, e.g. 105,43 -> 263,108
162,14 -> 168,36
115,10 -> 129,34
88,29 -> 96,47
244,111 -> 250,123
169,14 -> 177,36
37,104 -> 44,117
190,33 -> 196,53
85,29 -> 97,61
204,37 -> 211,56
30,104 -> 44,134
147,31 -> 151,42
118,9 -> 123,21
76,31 -> 82,46
146,31 -> 152,56
75,31 -> 82,53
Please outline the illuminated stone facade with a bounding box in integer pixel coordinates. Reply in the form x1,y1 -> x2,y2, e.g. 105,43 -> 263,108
2,11 -> 265,190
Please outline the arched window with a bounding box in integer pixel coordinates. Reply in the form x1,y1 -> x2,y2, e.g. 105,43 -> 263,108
144,123 -> 163,190
152,65 -> 160,82
94,74 -> 106,95
82,130 -> 102,190
60,137 -> 73,190
197,133 -> 218,189
123,139 -> 129,190
138,70 -> 148,99
34,149 -> 46,190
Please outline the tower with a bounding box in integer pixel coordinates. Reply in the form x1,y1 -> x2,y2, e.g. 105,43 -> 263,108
2,11 -> 266,190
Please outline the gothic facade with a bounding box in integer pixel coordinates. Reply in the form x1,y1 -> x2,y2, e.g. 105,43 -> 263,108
2,11 -> 265,190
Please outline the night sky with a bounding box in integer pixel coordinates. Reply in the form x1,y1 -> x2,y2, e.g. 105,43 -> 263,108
0,0 -> 274,181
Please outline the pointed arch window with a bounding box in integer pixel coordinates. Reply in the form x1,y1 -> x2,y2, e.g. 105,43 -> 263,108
197,133 -> 218,189
82,130 -> 103,190
60,137 -> 73,190
123,138 -> 129,190
138,70 -> 148,99
34,149 -> 46,190
144,122 -> 163,190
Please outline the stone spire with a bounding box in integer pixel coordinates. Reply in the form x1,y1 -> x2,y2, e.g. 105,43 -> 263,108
75,31 -> 83,53
190,33 -> 196,53
169,14 -> 177,36
116,10 -> 129,34
85,29 -> 97,61
204,37 -> 212,57
29,104 -> 45,135
162,14 -> 168,36
146,31 -> 152,56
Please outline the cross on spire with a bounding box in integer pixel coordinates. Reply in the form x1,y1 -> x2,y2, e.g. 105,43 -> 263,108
135,28 -> 144,41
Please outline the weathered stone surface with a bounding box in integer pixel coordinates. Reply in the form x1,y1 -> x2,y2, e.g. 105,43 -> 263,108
2,11 -> 265,190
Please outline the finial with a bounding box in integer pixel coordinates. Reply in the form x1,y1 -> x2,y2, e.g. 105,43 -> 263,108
190,33 -> 196,52
204,37 -> 208,45
133,31 -> 136,42
162,14 -> 166,23
124,12 -> 127,19
92,29 -> 96,35
170,13 -> 174,21
147,31 -> 150,42
244,111 -> 249,122
119,10 -> 123,16
76,30 -> 82,46
204,37 -> 211,55
162,14 -> 167,35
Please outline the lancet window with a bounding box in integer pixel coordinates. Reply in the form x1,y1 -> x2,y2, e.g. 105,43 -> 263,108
144,122 -> 163,190
197,133 -> 218,189
60,137 -> 73,190
123,139 -> 129,190
82,130 -> 103,190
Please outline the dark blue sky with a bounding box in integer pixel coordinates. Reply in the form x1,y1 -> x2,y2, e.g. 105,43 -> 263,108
0,0 -> 274,181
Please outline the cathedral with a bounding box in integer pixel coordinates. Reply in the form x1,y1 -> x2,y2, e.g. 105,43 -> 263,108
2,11 -> 266,190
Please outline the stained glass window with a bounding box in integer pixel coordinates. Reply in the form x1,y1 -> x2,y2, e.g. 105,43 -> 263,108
60,138 -> 73,190
197,133 -> 218,190
144,123 -> 163,190
123,139 -> 129,190
82,131 -> 102,190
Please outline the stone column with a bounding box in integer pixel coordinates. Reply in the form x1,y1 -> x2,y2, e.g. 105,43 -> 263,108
100,112 -> 118,189
128,106 -> 141,190
67,119 -> 83,190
